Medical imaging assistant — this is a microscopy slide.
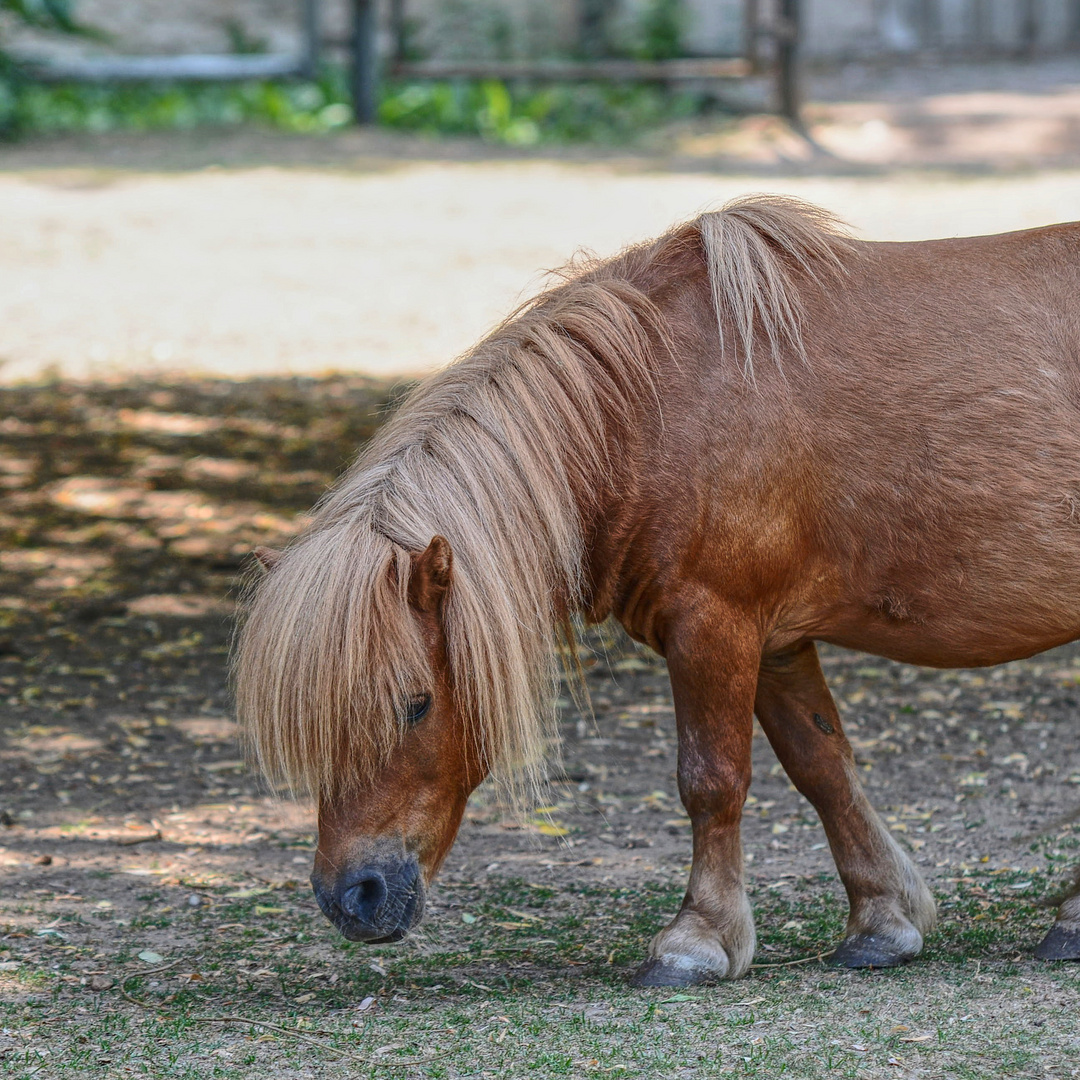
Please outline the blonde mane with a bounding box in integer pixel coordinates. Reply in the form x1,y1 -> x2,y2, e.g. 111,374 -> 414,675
233,196 -> 852,799
697,195 -> 851,376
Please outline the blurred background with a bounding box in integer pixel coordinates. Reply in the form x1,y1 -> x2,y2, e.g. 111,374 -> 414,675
2,1 -> 1080,384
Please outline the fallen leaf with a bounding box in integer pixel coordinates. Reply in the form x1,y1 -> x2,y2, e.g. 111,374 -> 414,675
137,951 -> 164,964
535,823 -> 569,837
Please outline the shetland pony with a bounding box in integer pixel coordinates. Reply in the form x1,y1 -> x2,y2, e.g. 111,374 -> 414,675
236,197 -> 1080,983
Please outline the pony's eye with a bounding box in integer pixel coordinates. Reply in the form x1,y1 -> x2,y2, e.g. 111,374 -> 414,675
402,694 -> 432,726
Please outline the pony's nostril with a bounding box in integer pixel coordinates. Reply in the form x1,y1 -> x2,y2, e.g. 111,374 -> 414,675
342,869 -> 388,923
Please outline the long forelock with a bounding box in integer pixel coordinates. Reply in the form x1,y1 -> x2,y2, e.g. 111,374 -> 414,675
236,521 -> 433,797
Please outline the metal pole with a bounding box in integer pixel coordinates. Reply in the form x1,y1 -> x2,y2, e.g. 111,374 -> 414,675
776,0 -> 801,129
744,0 -> 761,72
351,0 -> 378,124
970,0 -> 988,58
301,0 -> 320,78
389,0 -> 407,62
579,0 -> 614,58
1017,0 -> 1038,57
914,0 -> 940,51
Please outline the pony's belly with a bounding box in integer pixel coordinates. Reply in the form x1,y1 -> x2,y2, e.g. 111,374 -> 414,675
821,609 -> 1080,670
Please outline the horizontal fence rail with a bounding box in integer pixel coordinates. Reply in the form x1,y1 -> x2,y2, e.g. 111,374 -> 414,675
29,53 -> 312,83
24,0 -> 319,83
387,57 -> 755,82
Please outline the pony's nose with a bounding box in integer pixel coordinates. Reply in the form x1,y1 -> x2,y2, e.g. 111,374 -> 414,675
341,868 -> 387,924
311,857 -> 424,943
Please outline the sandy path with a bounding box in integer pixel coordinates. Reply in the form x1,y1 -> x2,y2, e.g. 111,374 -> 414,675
4,159 -> 1080,383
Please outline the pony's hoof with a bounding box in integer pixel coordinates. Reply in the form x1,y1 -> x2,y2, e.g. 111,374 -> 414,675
1034,923 -> 1080,961
828,933 -> 914,969
629,958 -> 717,988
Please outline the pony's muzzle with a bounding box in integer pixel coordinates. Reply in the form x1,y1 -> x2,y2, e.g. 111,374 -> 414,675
311,856 -> 425,943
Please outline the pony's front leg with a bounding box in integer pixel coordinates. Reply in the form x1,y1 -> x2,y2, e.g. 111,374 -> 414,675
755,643 -> 936,968
631,616 -> 759,987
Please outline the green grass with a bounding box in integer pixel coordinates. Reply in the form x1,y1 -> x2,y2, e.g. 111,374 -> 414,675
2,867 -> 1079,1078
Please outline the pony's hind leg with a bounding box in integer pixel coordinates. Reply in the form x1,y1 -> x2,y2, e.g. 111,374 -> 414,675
630,613 -> 759,987
755,643 -> 936,968
1035,872 -> 1080,961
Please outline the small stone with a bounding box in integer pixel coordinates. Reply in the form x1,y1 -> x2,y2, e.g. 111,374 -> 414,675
34,854 -> 52,866
187,894 -> 202,907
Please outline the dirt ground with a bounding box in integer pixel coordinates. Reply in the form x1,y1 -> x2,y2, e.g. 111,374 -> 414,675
3,62 -> 1080,1078
0,376 -> 1078,1079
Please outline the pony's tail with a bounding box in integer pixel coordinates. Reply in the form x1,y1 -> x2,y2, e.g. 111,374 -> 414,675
697,195 -> 853,378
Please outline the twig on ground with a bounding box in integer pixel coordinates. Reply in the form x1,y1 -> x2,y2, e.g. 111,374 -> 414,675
750,953 -> 827,968
116,830 -> 163,846
126,957 -> 189,978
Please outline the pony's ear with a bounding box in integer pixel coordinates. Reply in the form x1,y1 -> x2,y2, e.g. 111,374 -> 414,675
408,535 -> 453,613
253,546 -> 283,573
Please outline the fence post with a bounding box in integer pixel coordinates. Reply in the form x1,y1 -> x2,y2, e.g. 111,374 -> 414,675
389,0 -> 408,62
301,0 -> 321,78
914,0 -> 940,50
351,0 -> 378,124
744,0 -> 761,71
579,0 -> 615,58
969,0 -> 988,58
776,0 -> 801,127
1017,0 -> 1038,56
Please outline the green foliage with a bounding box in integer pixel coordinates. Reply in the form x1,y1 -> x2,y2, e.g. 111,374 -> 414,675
1,0 -> 79,33
222,17 -> 268,56
2,67 -> 715,144
379,77 -> 708,145
636,0 -> 685,61
0,0 -> 87,132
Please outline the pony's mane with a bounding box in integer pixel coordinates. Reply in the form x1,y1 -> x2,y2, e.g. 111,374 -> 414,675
233,196 -> 852,800
697,195 -> 851,376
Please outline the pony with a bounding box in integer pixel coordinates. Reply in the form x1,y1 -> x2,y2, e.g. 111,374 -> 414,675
235,196 -> 1080,984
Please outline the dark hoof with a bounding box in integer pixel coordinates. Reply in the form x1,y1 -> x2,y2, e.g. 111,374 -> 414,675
629,958 -> 717,988
1034,923 -> 1080,961
828,934 -> 914,970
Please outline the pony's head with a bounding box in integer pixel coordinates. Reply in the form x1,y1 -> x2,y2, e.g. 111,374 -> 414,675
306,535 -> 481,942
239,525 -> 530,942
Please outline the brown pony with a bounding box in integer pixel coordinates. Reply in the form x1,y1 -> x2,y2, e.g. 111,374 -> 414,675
235,196 -> 1080,985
